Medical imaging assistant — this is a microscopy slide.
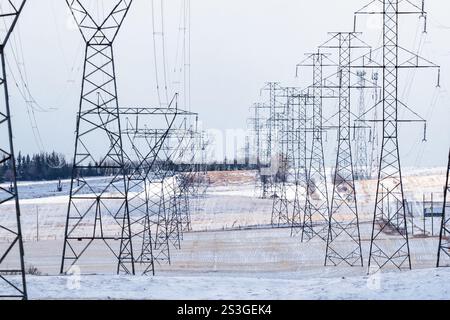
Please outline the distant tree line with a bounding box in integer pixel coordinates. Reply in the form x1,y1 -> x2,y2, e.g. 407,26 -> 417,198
176,157 -> 258,173
0,152 -> 72,182
0,152 -> 260,183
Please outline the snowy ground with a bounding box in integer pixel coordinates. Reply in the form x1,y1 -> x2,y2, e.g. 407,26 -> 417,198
21,267 -> 450,300
0,168 -> 449,300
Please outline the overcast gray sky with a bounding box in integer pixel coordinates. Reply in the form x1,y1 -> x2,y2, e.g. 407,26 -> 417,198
5,0 -> 450,167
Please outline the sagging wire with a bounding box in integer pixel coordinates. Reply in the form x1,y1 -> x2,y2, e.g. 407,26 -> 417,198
151,0 -> 171,108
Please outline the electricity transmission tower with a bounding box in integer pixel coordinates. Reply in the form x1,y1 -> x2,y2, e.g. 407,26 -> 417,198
195,130 -> 210,198
290,94 -> 309,236
157,124 -> 197,250
248,104 -> 264,196
248,105 -> 259,193
61,0 -> 135,275
271,87 -> 304,227
355,71 -> 370,180
179,124 -> 204,234
0,0 -> 27,300
369,72 -> 380,179
120,102 -> 180,275
250,83 -> 286,201
437,149 -> 450,267
297,53 -> 331,242
320,32 -> 369,267
355,0 -> 439,272
251,102 -> 272,199
263,82 -> 286,204
251,86 -> 309,232
121,104 -> 197,270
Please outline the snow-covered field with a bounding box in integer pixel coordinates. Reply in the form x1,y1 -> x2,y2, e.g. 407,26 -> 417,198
21,267 -> 450,300
0,168 -> 449,300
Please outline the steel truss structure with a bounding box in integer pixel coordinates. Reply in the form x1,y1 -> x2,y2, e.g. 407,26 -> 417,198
248,85 -> 310,232
61,0 -> 135,275
188,129 -> 210,201
437,149 -> 450,267
369,72 -> 381,180
177,127 -> 210,225
320,32 -> 370,267
271,87 -> 306,228
355,0 -> 439,272
247,104 -> 261,170
249,102 -> 271,199
121,101 -> 179,275
253,83 -> 287,200
355,71 -> 370,180
297,53 -> 331,242
289,94 -> 311,236
121,104 -> 198,271
354,71 -> 381,182
0,0 -> 27,300
152,123 -> 198,253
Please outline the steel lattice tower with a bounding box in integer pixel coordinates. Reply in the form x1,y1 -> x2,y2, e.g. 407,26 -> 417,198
320,32 -> 364,267
185,126 -> 210,228
290,94 -> 309,236
159,124 -> 195,249
251,103 -> 271,198
355,71 -> 370,180
61,0 -> 135,275
248,103 -> 265,197
369,72 -> 380,179
126,127 -> 174,266
120,102 -> 181,275
271,87 -> 289,226
185,128 -> 209,208
368,0 -> 411,271
263,82 -> 285,201
0,0 -> 27,300
437,149 -> 450,267
301,53 -> 330,242
251,83 -> 286,200
122,107 -> 197,268
271,88 -> 303,227
355,0 -> 439,272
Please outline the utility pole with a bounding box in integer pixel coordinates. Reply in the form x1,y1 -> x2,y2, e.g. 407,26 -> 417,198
0,0 -> 28,300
